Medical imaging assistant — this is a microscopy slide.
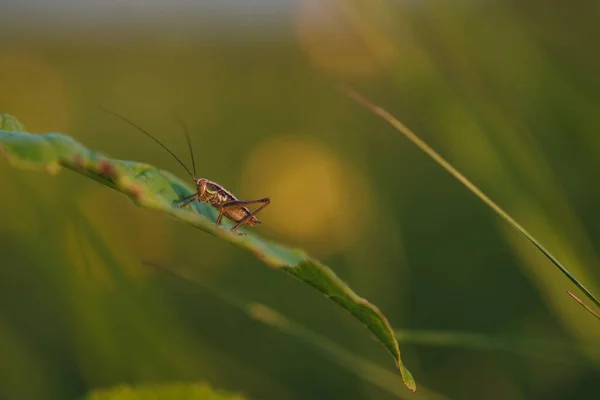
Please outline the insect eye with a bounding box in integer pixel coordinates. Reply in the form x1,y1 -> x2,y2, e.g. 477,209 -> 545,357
196,179 -> 207,195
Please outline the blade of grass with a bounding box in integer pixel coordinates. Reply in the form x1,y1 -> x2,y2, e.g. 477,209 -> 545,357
394,329 -> 594,364
146,261 -> 445,400
567,291 -> 600,321
342,87 -> 600,311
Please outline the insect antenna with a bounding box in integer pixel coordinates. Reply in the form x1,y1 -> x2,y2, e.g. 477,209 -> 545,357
173,112 -> 197,178
99,106 -> 194,179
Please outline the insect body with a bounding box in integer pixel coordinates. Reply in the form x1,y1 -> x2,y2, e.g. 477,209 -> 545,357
101,107 -> 270,232
179,178 -> 270,231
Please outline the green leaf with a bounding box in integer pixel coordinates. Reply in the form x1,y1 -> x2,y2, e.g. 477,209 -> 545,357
0,114 -> 416,393
83,382 -> 245,400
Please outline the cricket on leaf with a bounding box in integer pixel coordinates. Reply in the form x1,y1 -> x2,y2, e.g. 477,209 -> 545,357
100,107 -> 270,233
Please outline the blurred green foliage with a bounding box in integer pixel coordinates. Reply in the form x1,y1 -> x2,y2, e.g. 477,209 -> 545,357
1,0 -> 600,399
84,382 -> 245,400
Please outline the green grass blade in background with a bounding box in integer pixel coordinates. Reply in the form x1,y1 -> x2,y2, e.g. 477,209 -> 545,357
84,382 -> 245,400
147,262 -> 447,400
394,329 -> 594,364
342,89 -> 600,314
566,291 -> 600,321
150,261 -> 593,400
0,114 -> 416,393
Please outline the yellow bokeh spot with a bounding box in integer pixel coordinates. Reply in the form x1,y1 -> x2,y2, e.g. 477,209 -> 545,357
242,136 -> 371,253
295,0 -> 394,78
0,50 -> 71,133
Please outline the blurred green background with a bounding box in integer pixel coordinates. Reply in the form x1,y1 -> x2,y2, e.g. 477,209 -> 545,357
1,0 -> 600,399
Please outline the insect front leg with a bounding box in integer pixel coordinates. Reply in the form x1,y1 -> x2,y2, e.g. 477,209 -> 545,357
177,194 -> 199,208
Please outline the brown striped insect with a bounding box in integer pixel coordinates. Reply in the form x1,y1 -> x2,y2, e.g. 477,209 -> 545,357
100,107 -> 270,232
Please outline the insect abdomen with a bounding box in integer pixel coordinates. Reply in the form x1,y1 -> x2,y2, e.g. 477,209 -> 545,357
226,207 -> 260,226
205,181 -> 260,226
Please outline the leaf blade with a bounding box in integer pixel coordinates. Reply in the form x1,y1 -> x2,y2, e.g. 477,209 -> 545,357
0,113 -> 416,393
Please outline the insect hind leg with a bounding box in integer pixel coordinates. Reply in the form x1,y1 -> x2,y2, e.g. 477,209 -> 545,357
221,197 -> 270,232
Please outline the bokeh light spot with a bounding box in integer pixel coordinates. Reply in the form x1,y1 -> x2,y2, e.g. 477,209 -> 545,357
242,136 -> 371,253
295,0 -> 393,78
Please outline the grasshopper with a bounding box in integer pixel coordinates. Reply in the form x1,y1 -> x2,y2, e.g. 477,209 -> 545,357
101,108 -> 270,232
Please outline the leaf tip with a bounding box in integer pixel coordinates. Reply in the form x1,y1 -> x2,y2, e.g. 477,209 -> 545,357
399,364 -> 417,393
